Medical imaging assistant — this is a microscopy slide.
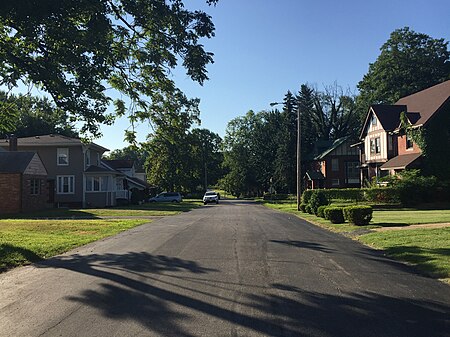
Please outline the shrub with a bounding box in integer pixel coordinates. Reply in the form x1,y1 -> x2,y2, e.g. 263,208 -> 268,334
364,187 -> 401,204
308,190 -> 329,215
324,207 -> 345,224
263,193 -> 290,200
317,205 -> 327,218
299,203 -> 307,213
301,190 -> 314,204
305,204 -> 313,214
343,205 -> 373,225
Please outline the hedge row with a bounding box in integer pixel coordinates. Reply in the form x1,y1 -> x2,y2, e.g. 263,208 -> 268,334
304,204 -> 373,226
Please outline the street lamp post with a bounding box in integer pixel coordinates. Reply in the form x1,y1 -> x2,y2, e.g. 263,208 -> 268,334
270,100 -> 302,211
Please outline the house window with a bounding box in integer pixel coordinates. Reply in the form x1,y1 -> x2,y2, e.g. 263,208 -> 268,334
370,138 -> 381,154
332,179 -> 340,187
371,114 -> 377,125
86,176 -> 109,192
406,134 -> 414,149
331,158 -> 339,172
57,175 -> 75,194
345,162 -> 360,184
57,148 -> 69,166
30,179 -> 40,195
85,150 -> 91,169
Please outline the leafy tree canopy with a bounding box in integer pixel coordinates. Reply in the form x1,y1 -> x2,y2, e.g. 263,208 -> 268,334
357,27 -> 450,110
0,0 -> 217,139
0,91 -> 78,138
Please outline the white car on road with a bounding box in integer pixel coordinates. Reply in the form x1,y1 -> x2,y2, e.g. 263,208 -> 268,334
203,191 -> 219,205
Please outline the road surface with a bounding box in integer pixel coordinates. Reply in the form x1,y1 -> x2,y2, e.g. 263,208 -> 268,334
1,200 -> 449,337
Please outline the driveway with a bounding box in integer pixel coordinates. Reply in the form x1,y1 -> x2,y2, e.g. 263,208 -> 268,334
0,200 -> 449,336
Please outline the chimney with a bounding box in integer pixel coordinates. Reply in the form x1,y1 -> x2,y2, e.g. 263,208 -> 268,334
8,134 -> 17,152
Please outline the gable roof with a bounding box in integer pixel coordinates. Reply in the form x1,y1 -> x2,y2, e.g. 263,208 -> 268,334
396,80 -> 450,126
380,153 -> 422,171
359,105 -> 407,139
102,159 -> 134,169
0,134 -> 109,152
314,136 -> 351,160
0,152 -> 36,173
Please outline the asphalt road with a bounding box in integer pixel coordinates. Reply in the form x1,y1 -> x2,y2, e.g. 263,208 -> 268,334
1,200 -> 449,337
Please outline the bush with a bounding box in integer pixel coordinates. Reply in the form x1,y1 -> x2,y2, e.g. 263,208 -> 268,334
308,190 -> 329,215
324,207 -> 345,224
299,203 -> 307,213
323,188 -> 364,202
364,187 -> 401,204
305,204 -> 313,214
301,190 -> 314,204
343,205 -> 373,225
263,193 -> 290,200
317,205 -> 327,218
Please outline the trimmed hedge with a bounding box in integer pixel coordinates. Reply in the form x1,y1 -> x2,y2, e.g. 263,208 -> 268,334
317,205 -> 327,218
263,193 -> 290,200
299,203 -> 307,213
305,204 -> 313,214
343,205 -> 373,225
324,207 -> 345,224
309,190 -> 329,215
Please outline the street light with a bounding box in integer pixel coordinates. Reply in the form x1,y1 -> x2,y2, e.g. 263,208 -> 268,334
270,100 -> 302,211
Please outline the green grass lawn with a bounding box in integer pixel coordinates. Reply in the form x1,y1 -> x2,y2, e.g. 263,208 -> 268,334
3,200 -> 203,219
262,200 -> 450,282
360,228 -> 450,281
0,219 -> 149,272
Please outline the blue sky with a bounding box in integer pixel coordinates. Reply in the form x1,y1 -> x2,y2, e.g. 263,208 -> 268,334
96,0 -> 450,150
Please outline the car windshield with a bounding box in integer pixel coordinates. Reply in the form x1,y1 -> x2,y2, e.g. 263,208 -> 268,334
205,192 -> 216,196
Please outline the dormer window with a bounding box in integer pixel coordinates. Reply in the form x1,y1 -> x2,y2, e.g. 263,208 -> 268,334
406,134 -> 414,149
57,148 -> 69,166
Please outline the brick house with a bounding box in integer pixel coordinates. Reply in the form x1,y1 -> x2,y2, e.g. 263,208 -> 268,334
305,136 -> 360,189
0,134 -> 123,208
358,80 -> 450,184
0,152 -> 48,214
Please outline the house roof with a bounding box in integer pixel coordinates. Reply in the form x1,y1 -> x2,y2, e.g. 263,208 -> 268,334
102,159 -> 134,169
85,165 -> 123,175
0,152 -> 36,173
0,134 -> 109,152
126,176 -> 152,189
305,170 -> 325,180
360,105 -> 407,139
314,136 -> 351,160
380,153 -> 422,171
395,80 -> 450,126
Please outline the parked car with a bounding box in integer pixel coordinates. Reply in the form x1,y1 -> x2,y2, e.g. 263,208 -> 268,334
149,192 -> 182,203
203,191 -> 219,205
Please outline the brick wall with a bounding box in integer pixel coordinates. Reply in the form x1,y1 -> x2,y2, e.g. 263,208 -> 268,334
0,173 -> 21,214
21,175 -> 49,213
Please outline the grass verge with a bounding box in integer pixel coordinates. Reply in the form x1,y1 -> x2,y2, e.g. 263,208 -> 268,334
360,228 -> 450,281
261,200 -> 450,282
0,219 -> 148,272
4,201 -> 202,219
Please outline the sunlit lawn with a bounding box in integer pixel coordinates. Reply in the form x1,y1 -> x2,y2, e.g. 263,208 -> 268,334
360,228 -> 450,282
3,200 -> 203,219
262,199 -> 450,282
0,219 -> 148,272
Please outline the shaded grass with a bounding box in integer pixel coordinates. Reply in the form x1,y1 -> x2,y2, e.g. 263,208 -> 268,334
3,201 -> 202,219
0,219 -> 148,271
360,228 -> 450,281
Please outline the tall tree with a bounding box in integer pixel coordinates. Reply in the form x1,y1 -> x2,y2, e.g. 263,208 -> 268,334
0,92 -> 78,138
357,27 -> 450,111
190,128 -> 223,191
0,0 -> 217,138
273,91 -> 297,193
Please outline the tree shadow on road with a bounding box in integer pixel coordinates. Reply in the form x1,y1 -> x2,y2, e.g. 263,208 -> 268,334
37,251 -> 450,337
270,239 -> 336,253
